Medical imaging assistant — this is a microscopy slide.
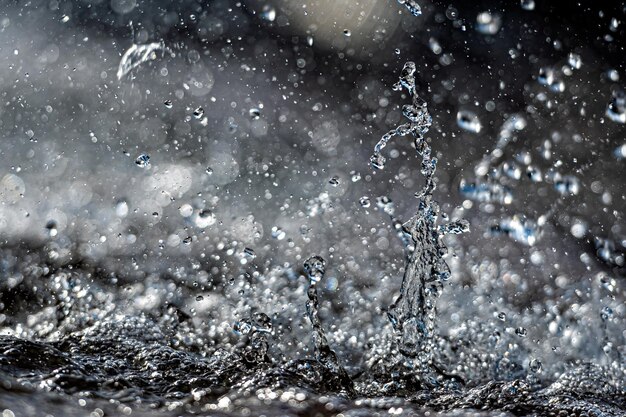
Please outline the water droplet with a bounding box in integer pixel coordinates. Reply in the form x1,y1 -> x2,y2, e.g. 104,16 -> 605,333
135,153 -> 150,168
193,107 -> 204,119
600,306 -> 614,321
515,327 -> 528,337
520,0 -> 535,10
529,358 -> 542,372
249,108 -> 261,120
260,5 -> 276,22
370,153 -> 386,170
45,220 -> 57,237
554,175 -> 580,196
304,255 -> 326,283
271,226 -> 286,240
205,167 -> 213,175
183,236 -> 192,245
397,0 -> 422,16
359,196 -> 371,208
567,53 -> 582,69
497,312 -> 507,321
606,90 -> 626,124
164,99 -> 172,108
195,295 -> 204,302
343,29 -> 351,37
307,36 -> 314,46
194,209 -> 216,228
350,171 -> 362,182
456,110 -> 482,133
476,12 -> 502,35
328,176 -> 340,187
243,247 -> 256,259
613,144 -> 626,160
376,196 -> 395,215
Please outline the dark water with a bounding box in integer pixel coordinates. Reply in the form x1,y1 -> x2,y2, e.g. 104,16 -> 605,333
0,1 -> 625,416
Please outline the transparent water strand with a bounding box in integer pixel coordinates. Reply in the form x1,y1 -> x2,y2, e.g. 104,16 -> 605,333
371,62 -> 469,363
303,256 -> 354,393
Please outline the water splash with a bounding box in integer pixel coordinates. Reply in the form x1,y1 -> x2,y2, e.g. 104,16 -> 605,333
303,255 -> 354,394
370,62 -> 469,363
117,41 -> 166,80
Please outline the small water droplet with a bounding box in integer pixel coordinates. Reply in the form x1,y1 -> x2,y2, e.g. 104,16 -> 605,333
359,196 -> 371,208
193,107 -> 204,119
343,29 -> 351,37
456,110 -> 482,133
164,99 -> 173,108
328,176 -> 339,187
515,327 -> 528,337
249,108 -> 261,120
135,153 -> 150,168
304,255 -> 326,283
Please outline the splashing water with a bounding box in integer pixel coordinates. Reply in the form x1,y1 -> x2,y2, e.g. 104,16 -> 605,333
371,62 -> 469,365
117,41 -> 166,80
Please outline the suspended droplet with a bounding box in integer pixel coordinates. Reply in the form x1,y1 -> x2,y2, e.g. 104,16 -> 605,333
359,196 -> 371,208
520,0 -> 535,10
304,255 -> 326,284
135,153 -> 150,168
456,110 -> 482,133
476,12 -> 502,35
193,106 -> 204,119
249,108 -> 261,120
397,0 -> 422,16
260,5 -> 276,22
194,209 -> 216,228
164,99 -> 173,108
328,176 -> 339,187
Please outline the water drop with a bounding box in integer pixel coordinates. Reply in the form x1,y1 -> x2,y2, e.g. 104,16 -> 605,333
164,99 -> 172,108
520,0 -> 535,10
194,209 -> 216,228
370,153 -> 386,170
397,0 -> 422,16
193,107 -> 204,119
567,53 -> 582,69
243,247 -> 256,259
554,175 -> 580,196
497,312 -> 507,321
45,220 -> 57,237
529,358 -> 542,372
359,196 -> 371,208
304,255 -> 326,284
271,226 -> 286,240
257,5 -> 275,22
248,108 -> 261,120
328,176 -> 340,187
515,327 -> 528,337
456,110 -> 482,133
135,153 -> 150,168
606,90 -> 625,123
343,29 -> 351,37
476,12 -> 502,35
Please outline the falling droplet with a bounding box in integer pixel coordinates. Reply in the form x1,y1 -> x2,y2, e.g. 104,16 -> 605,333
135,153 -> 150,168
456,110 -> 482,133
193,107 -> 204,119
